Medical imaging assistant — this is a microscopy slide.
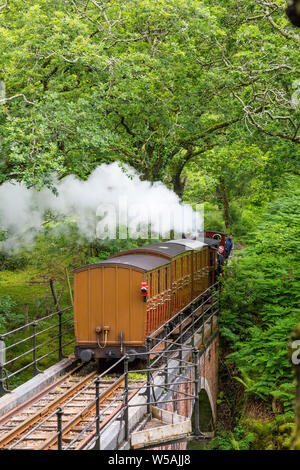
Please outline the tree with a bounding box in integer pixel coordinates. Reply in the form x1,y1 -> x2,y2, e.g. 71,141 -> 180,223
207,0 -> 300,146
183,141 -> 270,231
0,0 -> 241,190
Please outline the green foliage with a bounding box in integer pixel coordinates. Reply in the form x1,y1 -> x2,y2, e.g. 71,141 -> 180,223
208,415 -> 294,450
28,222 -> 87,280
207,424 -> 256,450
183,140 -> 279,232
0,0 -> 299,435
0,0 -> 232,189
0,293 -> 20,330
211,176 -> 300,450
203,203 -> 225,233
1,0 -> 296,200
0,0 -> 298,245
220,177 -> 300,410
0,251 -> 29,271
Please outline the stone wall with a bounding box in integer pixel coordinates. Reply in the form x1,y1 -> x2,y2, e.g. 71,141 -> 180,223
149,332 -> 219,450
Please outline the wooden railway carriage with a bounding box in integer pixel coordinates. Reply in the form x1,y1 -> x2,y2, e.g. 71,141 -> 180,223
73,239 -> 217,362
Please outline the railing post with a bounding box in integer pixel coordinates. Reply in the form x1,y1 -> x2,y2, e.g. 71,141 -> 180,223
32,321 -> 39,376
0,366 -> 4,397
191,303 -> 195,348
200,295 -> 205,345
201,311 -> 205,345
179,312 -> 183,374
0,336 -> 8,396
56,407 -> 63,450
193,348 -> 200,436
163,325 -> 169,387
124,355 -> 129,443
58,310 -> 63,361
94,377 -> 101,450
146,337 -> 151,414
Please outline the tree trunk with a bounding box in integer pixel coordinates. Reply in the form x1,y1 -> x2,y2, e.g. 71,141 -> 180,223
219,179 -> 230,232
173,168 -> 186,198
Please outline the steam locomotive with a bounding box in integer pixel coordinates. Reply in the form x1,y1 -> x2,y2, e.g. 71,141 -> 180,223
73,231 -> 224,362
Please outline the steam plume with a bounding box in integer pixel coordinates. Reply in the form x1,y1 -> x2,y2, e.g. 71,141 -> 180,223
0,162 -> 203,252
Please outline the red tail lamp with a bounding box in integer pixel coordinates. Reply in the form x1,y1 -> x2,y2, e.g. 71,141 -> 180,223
140,282 -> 148,301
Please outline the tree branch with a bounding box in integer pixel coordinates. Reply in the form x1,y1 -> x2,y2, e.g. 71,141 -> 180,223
0,94 -> 35,105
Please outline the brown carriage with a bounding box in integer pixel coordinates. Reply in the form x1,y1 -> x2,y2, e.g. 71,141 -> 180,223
73,239 -> 217,362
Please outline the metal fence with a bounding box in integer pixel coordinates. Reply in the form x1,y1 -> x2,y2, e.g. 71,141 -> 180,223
0,306 -> 74,396
2,281 -> 220,450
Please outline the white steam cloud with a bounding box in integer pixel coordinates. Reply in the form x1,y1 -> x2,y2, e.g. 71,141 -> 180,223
0,162 -> 203,252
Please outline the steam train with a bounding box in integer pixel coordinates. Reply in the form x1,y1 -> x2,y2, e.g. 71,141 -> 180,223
73,231 -> 224,363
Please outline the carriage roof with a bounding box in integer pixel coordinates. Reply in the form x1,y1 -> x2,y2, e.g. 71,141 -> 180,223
74,239 -> 208,273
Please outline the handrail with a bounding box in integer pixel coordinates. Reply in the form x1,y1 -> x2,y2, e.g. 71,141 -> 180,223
0,307 -> 74,396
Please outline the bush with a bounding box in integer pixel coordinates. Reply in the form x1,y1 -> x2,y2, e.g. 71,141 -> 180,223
0,294 -> 22,330
215,177 -> 300,448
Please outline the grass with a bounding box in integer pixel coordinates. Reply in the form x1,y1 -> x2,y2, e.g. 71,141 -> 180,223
0,268 -> 75,392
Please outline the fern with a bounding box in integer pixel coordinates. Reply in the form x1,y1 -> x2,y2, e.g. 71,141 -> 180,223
215,178 -> 300,449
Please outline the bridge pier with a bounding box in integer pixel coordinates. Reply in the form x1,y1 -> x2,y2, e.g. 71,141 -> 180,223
141,326 -> 219,450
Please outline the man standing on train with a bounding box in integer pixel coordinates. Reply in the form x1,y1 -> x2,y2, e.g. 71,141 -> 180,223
216,245 -> 224,278
225,233 -> 234,260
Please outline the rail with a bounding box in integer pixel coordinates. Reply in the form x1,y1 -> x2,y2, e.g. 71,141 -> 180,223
0,306 -> 74,396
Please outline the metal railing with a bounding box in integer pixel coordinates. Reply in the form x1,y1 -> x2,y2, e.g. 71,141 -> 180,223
4,281 -> 221,450
0,306 -> 74,396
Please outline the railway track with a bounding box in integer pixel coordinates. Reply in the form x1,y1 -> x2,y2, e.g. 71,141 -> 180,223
0,290 -> 218,451
0,365 -> 142,450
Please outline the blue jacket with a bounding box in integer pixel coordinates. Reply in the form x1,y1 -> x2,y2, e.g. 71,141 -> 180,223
225,237 -> 233,257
